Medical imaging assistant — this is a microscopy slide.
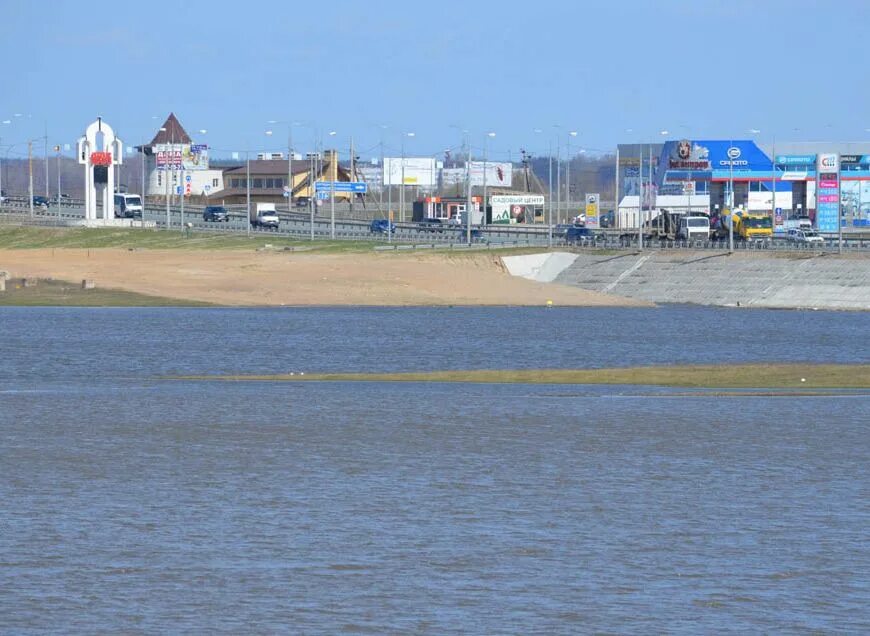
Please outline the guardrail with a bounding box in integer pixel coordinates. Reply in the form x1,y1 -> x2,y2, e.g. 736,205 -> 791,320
4,204 -> 870,253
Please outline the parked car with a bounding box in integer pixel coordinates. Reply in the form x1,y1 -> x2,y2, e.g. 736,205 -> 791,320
203,205 -> 229,222
370,219 -> 396,234
417,218 -> 444,233
564,225 -> 600,244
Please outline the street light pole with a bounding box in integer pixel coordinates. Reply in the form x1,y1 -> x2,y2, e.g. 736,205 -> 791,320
729,137 -> 734,254
28,139 -> 34,219
483,132 -> 495,227
246,151 -> 251,237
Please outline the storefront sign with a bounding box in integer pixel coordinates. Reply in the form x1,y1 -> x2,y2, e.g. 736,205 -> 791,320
776,154 -> 816,165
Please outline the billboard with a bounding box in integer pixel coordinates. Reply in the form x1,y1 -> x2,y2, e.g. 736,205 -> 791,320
489,195 -> 543,224
384,157 -> 437,187
183,144 -> 209,170
468,161 -> 512,187
155,143 -> 208,170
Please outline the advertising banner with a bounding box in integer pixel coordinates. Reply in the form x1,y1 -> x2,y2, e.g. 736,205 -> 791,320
468,162 -> 512,188
384,157 -> 437,187
489,195 -> 543,224
183,144 -> 209,170
155,143 -> 183,170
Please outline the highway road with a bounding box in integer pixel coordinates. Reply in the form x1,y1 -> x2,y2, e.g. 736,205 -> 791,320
3,197 -> 870,253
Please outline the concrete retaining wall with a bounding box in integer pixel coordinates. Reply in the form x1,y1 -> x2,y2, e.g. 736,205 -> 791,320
502,252 -> 578,283
553,251 -> 870,310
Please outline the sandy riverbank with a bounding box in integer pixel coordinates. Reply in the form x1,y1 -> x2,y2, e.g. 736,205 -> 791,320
0,248 -> 648,307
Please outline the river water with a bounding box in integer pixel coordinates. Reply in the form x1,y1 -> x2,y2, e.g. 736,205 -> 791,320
1,306 -> 869,633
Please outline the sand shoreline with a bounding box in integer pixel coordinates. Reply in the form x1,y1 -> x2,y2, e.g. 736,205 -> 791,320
0,248 -> 648,307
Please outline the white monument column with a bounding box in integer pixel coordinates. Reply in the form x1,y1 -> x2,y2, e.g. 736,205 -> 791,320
77,118 -> 123,224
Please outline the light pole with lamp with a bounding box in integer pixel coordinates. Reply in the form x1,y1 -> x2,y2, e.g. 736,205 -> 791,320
482,131 -> 495,228
728,137 -> 735,253
266,120 -> 294,212
0,118 -> 11,202
158,126 -> 172,229
400,131 -> 414,223
328,130 -> 337,239
566,130 -> 577,220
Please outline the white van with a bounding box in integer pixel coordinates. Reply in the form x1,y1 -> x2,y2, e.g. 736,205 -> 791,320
677,215 -> 710,241
114,193 -> 143,218
784,217 -> 813,232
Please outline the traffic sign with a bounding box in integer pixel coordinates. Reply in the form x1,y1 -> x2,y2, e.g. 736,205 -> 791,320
282,191 -> 290,198
314,181 -> 368,193
204,185 -> 211,192
185,175 -> 192,182
176,186 -> 183,194
316,191 -> 329,200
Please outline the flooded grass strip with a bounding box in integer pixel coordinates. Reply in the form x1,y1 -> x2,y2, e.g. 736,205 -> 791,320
171,364 -> 870,389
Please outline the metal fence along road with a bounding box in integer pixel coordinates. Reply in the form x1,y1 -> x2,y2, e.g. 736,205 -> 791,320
3,200 -> 870,254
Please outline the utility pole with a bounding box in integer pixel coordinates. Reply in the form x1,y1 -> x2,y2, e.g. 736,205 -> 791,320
729,138 -> 734,254
349,135 -> 355,215
246,152 -> 251,237
330,150 -> 336,239
638,142 -> 643,250
44,123 -> 49,198
548,143 -> 553,233
55,145 -> 61,220
287,128 -> 293,213
465,135 -> 472,244
28,140 -> 34,219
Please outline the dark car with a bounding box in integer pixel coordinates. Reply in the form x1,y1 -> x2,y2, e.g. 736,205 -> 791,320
295,196 -> 310,208
417,218 -> 444,233
203,205 -> 229,222
370,219 -> 396,234
565,225 -> 599,244
32,195 -> 50,208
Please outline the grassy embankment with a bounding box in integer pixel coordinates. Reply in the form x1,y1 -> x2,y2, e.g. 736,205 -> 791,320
0,278 -> 211,307
173,363 -> 870,389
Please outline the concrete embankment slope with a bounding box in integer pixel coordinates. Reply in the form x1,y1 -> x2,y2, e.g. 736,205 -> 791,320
547,251 -> 870,310
501,251 -> 870,310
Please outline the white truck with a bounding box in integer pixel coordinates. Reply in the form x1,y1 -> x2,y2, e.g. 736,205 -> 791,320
251,203 -> 280,229
676,215 -> 711,241
783,217 -> 813,232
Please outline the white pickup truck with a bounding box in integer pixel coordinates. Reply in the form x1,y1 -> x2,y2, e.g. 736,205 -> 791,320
251,203 -> 280,229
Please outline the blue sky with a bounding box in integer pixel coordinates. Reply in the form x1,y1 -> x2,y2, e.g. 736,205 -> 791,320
1,0 -> 869,162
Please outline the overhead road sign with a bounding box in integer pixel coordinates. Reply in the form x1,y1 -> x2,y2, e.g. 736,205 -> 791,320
315,181 -> 368,193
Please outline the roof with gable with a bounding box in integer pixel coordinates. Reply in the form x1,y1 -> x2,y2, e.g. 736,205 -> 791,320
148,113 -> 192,146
